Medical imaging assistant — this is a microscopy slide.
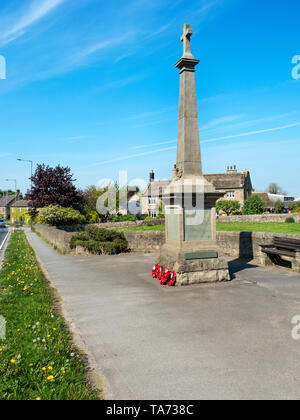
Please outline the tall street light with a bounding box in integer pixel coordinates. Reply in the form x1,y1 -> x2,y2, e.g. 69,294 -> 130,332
17,159 -> 33,193
17,158 -> 33,230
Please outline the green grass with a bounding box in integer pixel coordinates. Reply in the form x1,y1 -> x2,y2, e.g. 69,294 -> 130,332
216,222 -> 300,234
118,222 -> 300,235
117,224 -> 165,232
0,231 -> 98,400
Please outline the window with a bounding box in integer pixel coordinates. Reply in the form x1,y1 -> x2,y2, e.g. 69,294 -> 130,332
148,210 -> 157,218
226,191 -> 235,198
148,198 -> 156,205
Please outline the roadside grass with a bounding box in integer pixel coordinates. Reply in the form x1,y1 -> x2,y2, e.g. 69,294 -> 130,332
118,222 -> 300,235
117,225 -> 165,232
216,222 -> 300,234
0,231 -> 98,400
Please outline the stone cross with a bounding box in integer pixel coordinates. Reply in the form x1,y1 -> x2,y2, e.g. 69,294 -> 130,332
181,23 -> 194,58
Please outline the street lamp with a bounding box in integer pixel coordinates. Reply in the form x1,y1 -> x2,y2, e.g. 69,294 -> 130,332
17,158 -> 33,230
17,159 -> 33,193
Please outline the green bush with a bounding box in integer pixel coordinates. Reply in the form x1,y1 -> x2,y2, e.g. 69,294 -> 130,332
157,213 -> 165,219
274,200 -> 285,214
38,205 -> 86,226
112,238 -> 129,253
144,216 -> 153,220
86,225 -> 126,242
288,201 -> 300,214
243,195 -> 264,215
285,217 -> 295,223
70,233 -> 90,249
85,210 -> 99,224
70,226 -> 128,254
216,200 -> 241,216
73,240 -> 120,255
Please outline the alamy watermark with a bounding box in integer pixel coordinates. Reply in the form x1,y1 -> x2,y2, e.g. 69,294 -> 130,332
0,55 -> 6,80
0,315 -> 6,340
291,315 -> 300,340
95,171 -> 206,226
292,55 -> 300,80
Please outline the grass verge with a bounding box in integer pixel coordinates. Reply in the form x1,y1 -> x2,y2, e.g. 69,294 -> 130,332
216,222 -> 300,234
117,225 -> 165,232
117,222 -> 300,235
0,231 -> 98,400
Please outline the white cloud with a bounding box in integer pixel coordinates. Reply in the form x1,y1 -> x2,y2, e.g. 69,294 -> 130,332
0,0 -> 66,46
201,114 -> 244,131
202,121 -> 300,144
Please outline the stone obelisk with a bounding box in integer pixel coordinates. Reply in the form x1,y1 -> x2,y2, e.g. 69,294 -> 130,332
158,24 -> 230,286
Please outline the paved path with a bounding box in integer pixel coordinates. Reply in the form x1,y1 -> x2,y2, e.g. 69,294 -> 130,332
26,230 -> 300,400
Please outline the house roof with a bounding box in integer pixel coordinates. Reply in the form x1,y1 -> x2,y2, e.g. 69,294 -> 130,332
142,180 -> 171,197
11,200 -> 30,208
204,172 -> 251,190
0,195 -> 17,207
255,193 -> 273,207
142,171 -> 252,197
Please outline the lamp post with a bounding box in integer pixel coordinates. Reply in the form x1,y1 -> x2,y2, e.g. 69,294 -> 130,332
17,159 -> 33,192
17,158 -> 33,230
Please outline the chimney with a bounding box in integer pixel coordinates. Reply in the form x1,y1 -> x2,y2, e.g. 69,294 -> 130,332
149,170 -> 155,183
227,165 -> 238,174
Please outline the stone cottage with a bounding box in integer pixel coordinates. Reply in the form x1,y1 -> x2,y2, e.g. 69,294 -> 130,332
141,166 -> 253,217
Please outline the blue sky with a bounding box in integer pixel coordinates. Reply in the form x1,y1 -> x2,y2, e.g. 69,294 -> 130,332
0,0 -> 299,196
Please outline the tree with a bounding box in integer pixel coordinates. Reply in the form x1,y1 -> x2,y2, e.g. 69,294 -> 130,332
274,199 -> 285,214
216,200 -> 241,216
267,183 -> 287,195
82,185 -> 107,212
28,164 -> 84,214
288,201 -> 300,213
243,194 -> 264,215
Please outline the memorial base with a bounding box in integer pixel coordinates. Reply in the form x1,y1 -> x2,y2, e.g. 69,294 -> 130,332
158,244 -> 231,286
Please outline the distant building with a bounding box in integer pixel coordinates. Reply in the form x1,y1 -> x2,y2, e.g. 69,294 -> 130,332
141,166 -> 253,217
0,195 -> 18,219
267,193 -> 295,204
10,199 -> 31,225
204,165 -> 253,205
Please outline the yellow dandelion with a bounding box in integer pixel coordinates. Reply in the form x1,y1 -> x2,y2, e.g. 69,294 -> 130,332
48,366 -> 53,370
36,397 -> 41,401
42,367 -> 46,371
47,375 -> 54,381
10,359 -> 16,364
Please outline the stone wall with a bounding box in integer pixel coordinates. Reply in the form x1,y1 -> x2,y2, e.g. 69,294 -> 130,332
218,213 -> 300,223
94,219 -> 165,229
124,231 -> 165,253
33,224 -> 300,265
33,224 -> 75,254
123,230 -> 300,263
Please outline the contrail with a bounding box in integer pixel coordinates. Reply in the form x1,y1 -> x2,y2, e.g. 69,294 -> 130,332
91,146 -> 176,166
92,121 -> 300,165
202,121 -> 300,144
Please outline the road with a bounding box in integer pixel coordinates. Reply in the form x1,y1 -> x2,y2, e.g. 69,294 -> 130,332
0,228 -> 9,253
26,230 -> 300,400
0,228 -> 8,249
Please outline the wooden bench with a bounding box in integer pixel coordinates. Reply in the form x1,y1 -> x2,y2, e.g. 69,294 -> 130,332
260,236 -> 300,272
